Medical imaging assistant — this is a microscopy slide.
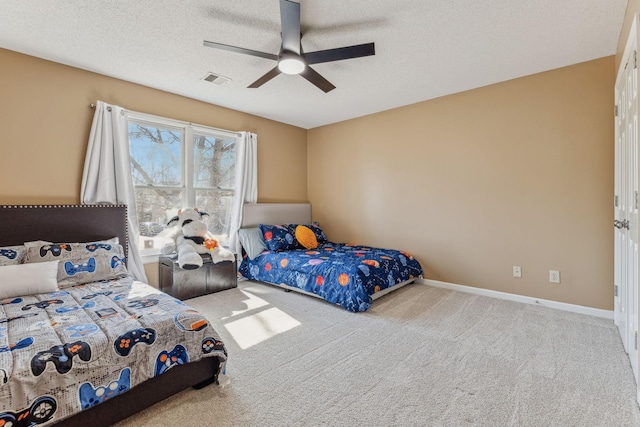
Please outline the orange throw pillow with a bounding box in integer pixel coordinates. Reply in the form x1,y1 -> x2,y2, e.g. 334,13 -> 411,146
295,225 -> 318,249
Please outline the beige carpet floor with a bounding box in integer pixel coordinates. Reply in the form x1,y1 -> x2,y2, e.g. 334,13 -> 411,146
115,281 -> 640,426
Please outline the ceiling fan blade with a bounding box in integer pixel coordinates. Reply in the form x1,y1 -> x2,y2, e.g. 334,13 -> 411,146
300,66 -> 336,93
304,42 -> 375,65
280,0 -> 301,54
248,66 -> 282,88
203,40 -> 279,61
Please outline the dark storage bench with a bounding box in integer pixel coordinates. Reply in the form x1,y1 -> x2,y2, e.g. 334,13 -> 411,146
159,254 -> 237,300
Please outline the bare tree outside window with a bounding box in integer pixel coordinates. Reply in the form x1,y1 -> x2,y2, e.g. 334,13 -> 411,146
193,134 -> 236,237
128,120 -> 237,250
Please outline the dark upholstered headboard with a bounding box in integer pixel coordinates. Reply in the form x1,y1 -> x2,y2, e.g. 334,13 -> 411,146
0,205 -> 128,259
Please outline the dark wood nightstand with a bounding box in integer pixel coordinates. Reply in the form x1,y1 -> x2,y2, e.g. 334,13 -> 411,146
159,254 -> 237,300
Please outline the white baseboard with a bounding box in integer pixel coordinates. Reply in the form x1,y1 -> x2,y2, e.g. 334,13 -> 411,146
417,278 -> 613,320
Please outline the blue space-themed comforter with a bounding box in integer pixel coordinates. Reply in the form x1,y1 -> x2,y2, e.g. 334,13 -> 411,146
0,276 -> 227,426
239,242 -> 423,312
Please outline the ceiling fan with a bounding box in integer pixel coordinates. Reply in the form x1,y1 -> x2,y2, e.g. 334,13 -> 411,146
203,0 -> 375,93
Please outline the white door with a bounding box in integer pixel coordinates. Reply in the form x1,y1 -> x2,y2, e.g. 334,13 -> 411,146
615,15 -> 639,386
614,73 -> 628,352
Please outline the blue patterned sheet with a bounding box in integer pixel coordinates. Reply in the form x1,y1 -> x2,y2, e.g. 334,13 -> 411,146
239,242 -> 423,312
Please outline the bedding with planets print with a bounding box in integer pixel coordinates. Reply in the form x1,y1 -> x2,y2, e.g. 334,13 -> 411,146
0,238 -> 227,426
239,223 -> 423,312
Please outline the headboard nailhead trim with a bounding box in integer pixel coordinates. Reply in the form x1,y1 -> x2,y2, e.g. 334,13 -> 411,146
0,204 -> 130,249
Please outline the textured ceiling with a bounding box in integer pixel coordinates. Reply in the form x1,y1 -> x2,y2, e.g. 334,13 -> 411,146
0,0 -> 627,129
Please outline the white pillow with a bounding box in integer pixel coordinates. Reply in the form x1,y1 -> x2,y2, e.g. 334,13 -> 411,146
0,261 -> 59,299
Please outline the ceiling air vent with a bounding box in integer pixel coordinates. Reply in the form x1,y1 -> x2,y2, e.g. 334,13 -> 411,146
202,72 -> 230,85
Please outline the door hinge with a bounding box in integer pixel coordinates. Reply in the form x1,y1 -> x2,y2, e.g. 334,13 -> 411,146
636,191 -> 638,209
635,50 -> 638,69
615,104 -> 619,117
635,331 -> 637,351
615,194 -> 619,207
615,284 -> 619,297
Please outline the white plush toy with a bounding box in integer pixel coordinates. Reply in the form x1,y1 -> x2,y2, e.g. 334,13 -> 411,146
161,208 -> 235,270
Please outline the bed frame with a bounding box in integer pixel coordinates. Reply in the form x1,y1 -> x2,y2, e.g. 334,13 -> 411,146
0,204 -> 222,427
240,203 -> 415,302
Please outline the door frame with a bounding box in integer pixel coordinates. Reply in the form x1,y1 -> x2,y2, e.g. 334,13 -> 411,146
615,12 -> 640,403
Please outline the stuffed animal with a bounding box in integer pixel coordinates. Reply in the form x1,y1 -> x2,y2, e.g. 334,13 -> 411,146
161,208 -> 235,270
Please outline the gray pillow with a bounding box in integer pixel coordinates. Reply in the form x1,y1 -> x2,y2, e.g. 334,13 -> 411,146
0,245 -> 26,266
238,228 -> 267,260
24,238 -> 128,288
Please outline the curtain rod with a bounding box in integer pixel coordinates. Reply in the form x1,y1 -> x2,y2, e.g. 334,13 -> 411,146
89,103 -> 111,111
88,102 -> 242,137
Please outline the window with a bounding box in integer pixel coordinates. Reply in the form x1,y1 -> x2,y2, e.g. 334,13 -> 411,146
127,113 -> 238,256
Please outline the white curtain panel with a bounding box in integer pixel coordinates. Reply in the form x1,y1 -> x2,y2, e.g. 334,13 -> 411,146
229,131 -> 258,254
80,101 -> 149,282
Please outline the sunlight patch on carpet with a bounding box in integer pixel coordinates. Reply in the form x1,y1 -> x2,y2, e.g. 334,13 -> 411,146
224,307 -> 301,349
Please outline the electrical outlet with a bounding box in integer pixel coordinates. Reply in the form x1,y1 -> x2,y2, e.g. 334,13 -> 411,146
549,270 -> 560,283
513,266 -> 522,278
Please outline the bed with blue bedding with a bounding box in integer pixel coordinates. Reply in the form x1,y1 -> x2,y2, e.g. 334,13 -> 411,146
238,219 -> 423,312
240,242 -> 423,312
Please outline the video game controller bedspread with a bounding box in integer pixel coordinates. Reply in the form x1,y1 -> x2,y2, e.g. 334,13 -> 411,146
0,275 -> 227,426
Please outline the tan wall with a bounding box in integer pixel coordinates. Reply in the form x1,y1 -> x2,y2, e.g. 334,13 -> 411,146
0,48 -> 615,307
0,48 -> 307,205
0,48 -> 307,287
144,263 -> 160,289
308,57 -> 614,310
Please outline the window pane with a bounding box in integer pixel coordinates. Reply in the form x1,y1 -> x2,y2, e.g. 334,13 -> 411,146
196,189 -> 233,245
129,123 -> 183,186
135,187 -> 183,237
193,135 -> 236,190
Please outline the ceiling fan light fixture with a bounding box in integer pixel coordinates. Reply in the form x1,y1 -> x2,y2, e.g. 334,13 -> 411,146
278,53 -> 305,75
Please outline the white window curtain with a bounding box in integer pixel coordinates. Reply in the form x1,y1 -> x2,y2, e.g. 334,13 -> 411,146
229,131 -> 258,253
80,101 -> 148,283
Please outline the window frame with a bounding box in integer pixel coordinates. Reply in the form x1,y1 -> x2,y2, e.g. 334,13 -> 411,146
126,111 -> 240,263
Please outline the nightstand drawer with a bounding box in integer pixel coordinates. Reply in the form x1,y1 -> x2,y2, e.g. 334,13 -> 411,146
159,255 -> 237,300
